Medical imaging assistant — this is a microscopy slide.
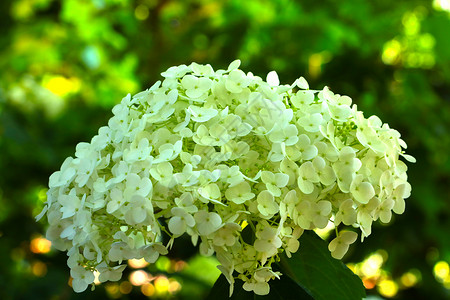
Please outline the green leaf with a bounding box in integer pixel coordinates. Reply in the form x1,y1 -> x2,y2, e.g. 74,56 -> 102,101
278,231 -> 366,300
206,273 -> 314,300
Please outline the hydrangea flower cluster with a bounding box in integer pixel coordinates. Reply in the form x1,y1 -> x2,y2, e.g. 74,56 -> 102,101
37,60 -> 414,295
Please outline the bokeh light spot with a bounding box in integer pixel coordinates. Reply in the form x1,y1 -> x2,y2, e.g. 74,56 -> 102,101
382,40 -> 401,65
30,236 -> 51,254
174,260 -> 187,272
37,188 -> 47,202
119,281 -> 133,294
154,275 -> 170,294
433,261 -> 450,282
401,269 -> 421,288
129,270 -> 149,286
377,279 -> 399,298
433,0 -> 450,12
105,282 -> 121,299
361,253 -> 383,277
168,279 -> 181,293
141,283 -> 155,296
31,260 -> 47,277
128,258 -> 149,269
308,51 -> 332,79
135,4 -> 149,20
42,75 -> 81,97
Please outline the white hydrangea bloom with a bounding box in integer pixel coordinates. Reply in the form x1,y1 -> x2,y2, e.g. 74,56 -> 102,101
37,60 -> 414,295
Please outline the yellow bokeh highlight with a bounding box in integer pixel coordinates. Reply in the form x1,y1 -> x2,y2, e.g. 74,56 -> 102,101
11,0 -> 34,20
31,260 -> 47,277
382,40 -> 401,65
129,270 -> 149,286
381,8 -> 435,69
360,253 -> 384,278
128,258 -> 149,269
141,283 -> 155,296
105,282 -> 121,299
37,188 -> 47,202
402,12 -> 421,36
401,270 -> 420,288
30,236 -> 51,254
42,75 -> 81,97
135,4 -> 149,20
377,279 -> 399,298
433,261 -> 450,282
444,276 -> 450,289
308,51 -> 332,79
119,281 -> 133,294
169,279 -> 181,293
154,275 -> 170,294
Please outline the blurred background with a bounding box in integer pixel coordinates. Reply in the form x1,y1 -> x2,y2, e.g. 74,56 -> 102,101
0,0 -> 449,299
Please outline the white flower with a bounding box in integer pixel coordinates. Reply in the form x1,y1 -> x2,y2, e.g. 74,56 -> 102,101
213,223 -> 241,247
194,210 -> 222,236
124,195 -> 151,225
124,173 -> 153,199
328,231 -> 358,259
168,207 -> 195,236
254,224 -> 282,257
190,62 -> 214,76
39,60 -> 413,296
295,134 -> 318,161
181,75 -> 212,99
350,174 -> 375,204
123,138 -> 152,163
226,69 -> 251,93
376,199 -> 395,223
225,181 -> 255,204
291,89 -> 314,108
175,192 -> 198,213
243,280 -> 270,296
98,263 -> 127,282
161,64 -> 190,78
140,243 -> 168,263
108,241 -> 137,262
297,113 -> 323,132
256,191 -> 279,216
70,265 -> 95,293
261,171 -> 289,197
266,71 -> 280,87
149,162 -> 174,186
268,124 -> 299,146
297,162 -> 320,194
59,190 -> 85,219
335,199 -> 357,226
49,157 -> 76,188
188,105 -> 218,122
310,200 -> 332,229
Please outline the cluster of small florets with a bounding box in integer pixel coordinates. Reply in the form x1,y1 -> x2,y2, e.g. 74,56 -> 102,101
37,60 -> 414,295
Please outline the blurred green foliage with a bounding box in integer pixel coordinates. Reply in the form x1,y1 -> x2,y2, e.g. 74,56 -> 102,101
1,0 -> 449,299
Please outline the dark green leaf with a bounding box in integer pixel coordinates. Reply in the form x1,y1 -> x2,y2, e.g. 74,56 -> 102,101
278,231 -> 366,300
